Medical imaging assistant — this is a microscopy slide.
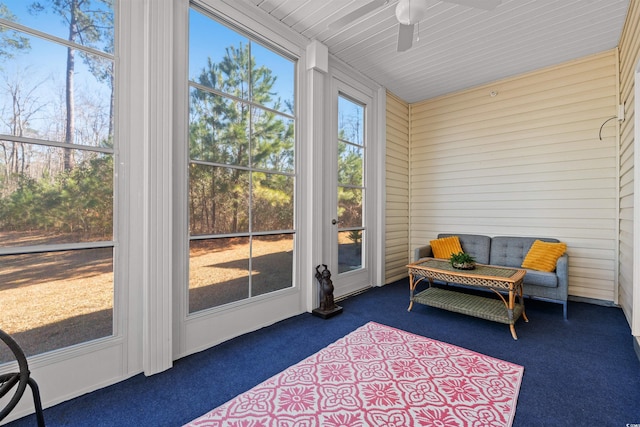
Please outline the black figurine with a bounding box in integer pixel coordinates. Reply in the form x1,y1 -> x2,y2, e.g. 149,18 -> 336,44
315,264 -> 335,311
313,264 -> 342,319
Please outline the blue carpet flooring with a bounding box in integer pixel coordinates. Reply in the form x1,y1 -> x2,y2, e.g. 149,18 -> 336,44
6,278 -> 640,426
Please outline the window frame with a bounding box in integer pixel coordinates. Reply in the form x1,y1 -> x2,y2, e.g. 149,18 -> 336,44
185,4 -> 299,315
0,7 -> 118,349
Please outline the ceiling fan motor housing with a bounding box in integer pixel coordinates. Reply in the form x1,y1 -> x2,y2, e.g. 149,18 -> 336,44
395,0 -> 428,25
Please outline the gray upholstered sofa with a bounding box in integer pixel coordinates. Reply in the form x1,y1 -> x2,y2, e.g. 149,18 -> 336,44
414,233 -> 569,319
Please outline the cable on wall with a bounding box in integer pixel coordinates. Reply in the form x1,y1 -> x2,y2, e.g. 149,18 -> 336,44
599,104 -> 626,141
599,116 -> 617,141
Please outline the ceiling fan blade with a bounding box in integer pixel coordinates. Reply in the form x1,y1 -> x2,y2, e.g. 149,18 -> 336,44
442,0 -> 501,11
397,23 -> 414,52
328,0 -> 389,30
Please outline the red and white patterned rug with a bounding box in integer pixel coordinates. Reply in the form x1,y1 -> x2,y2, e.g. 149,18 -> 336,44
184,322 -> 523,427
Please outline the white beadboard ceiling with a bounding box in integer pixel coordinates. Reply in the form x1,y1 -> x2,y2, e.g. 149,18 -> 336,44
243,0 -> 630,103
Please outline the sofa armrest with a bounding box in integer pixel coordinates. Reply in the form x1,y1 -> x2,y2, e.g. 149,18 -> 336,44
414,245 -> 433,262
555,253 -> 569,300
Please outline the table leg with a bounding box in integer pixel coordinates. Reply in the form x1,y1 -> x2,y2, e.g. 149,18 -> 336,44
509,324 -> 518,340
519,283 -> 528,322
408,273 -> 415,311
508,288 -> 518,340
408,275 -> 428,311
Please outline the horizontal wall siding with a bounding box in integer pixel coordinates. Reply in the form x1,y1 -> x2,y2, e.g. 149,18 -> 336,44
618,0 -> 640,326
410,51 -> 619,302
385,91 -> 410,283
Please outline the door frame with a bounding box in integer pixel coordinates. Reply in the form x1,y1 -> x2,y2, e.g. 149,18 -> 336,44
324,63 -> 385,298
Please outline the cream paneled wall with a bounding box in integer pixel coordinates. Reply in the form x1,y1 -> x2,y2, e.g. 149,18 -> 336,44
385,92 -> 410,282
407,51 -> 619,302
618,0 -> 639,325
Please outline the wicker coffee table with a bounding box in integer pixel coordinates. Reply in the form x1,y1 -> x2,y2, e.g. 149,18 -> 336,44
407,258 -> 528,340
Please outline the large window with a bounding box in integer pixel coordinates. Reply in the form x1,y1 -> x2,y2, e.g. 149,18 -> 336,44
187,7 -> 296,313
0,1 -> 115,361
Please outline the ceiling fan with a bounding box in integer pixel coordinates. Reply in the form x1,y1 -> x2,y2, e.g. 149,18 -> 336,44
328,0 -> 501,52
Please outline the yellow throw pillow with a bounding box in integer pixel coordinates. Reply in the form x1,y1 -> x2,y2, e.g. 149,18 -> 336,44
521,240 -> 567,272
430,236 -> 464,259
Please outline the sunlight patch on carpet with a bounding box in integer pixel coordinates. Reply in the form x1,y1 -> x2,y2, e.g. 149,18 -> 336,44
184,322 -> 523,426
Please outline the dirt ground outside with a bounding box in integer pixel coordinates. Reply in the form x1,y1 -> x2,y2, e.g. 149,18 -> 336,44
1,232 -> 362,362
0,232 -> 294,363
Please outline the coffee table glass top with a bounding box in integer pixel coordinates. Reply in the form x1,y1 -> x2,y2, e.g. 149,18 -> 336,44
409,258 -> 521,279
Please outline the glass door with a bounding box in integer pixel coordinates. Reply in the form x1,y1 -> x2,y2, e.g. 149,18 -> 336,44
328,82 -> 373,298
336,95 -> 366,274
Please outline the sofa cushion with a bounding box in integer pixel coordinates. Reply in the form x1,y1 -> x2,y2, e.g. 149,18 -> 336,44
521,240 -> 567,272
490,236 -> 560,268
523,269 -> 558,288
438,233 -> 491,264
430,236 -> 464,259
